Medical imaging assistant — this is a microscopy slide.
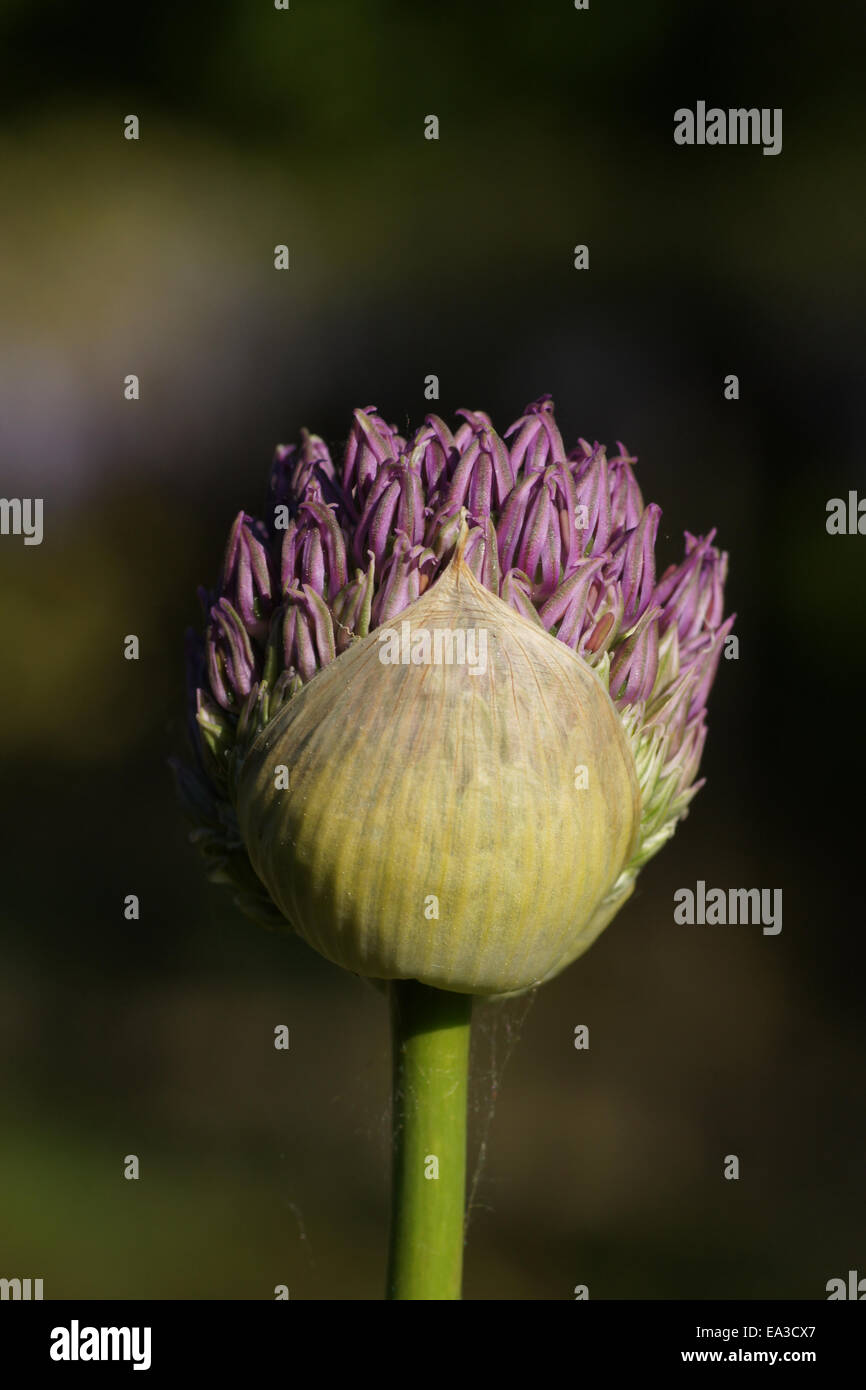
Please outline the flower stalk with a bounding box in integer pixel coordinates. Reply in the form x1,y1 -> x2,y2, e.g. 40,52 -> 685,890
386,981 -> 472,1300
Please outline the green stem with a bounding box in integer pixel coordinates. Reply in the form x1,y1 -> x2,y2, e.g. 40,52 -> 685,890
386,979 -> 473,1300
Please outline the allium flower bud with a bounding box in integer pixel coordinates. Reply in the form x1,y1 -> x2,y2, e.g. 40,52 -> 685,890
174,398 -> 733,997
237,534 -> 640,996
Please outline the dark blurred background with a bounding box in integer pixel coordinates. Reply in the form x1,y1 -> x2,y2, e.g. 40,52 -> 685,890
1,0 -> 864,1299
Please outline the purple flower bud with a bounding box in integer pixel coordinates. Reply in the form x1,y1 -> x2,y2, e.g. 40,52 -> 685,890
609,607 -> 661,707
573,446 -> 613,556
447,413 -> 513,519
655,530 -> 728,642
617,502 -> 661,627
331,557 -> 376,651
515,475 -> 556,592
425,505 -> 466,564
342,407 -> 405,500
500,567 -> 544,626
578,581 -> 624,660
281,500 -> 349,601
207,597 -> 258,708
495,472 -> 541,574
461,518 -> 500,594
410,415 -> 456,492
452,408 -> 494,451
505,395 -> 567,476
371,537 -> 438,627
607,446 -> 644,532
538,558 -> 605,647
221,512 -> 273,642
268,431 -> 336,523
282,584 -> 336,683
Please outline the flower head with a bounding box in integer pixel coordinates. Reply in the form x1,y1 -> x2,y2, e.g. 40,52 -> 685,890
174,397 -> 732,993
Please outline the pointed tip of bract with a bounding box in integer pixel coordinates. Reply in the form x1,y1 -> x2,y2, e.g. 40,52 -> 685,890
452,508 -> 471,569
431,508 -> 475,597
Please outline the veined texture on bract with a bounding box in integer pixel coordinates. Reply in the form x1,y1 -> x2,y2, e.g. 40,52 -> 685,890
238,542 -> 640,996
